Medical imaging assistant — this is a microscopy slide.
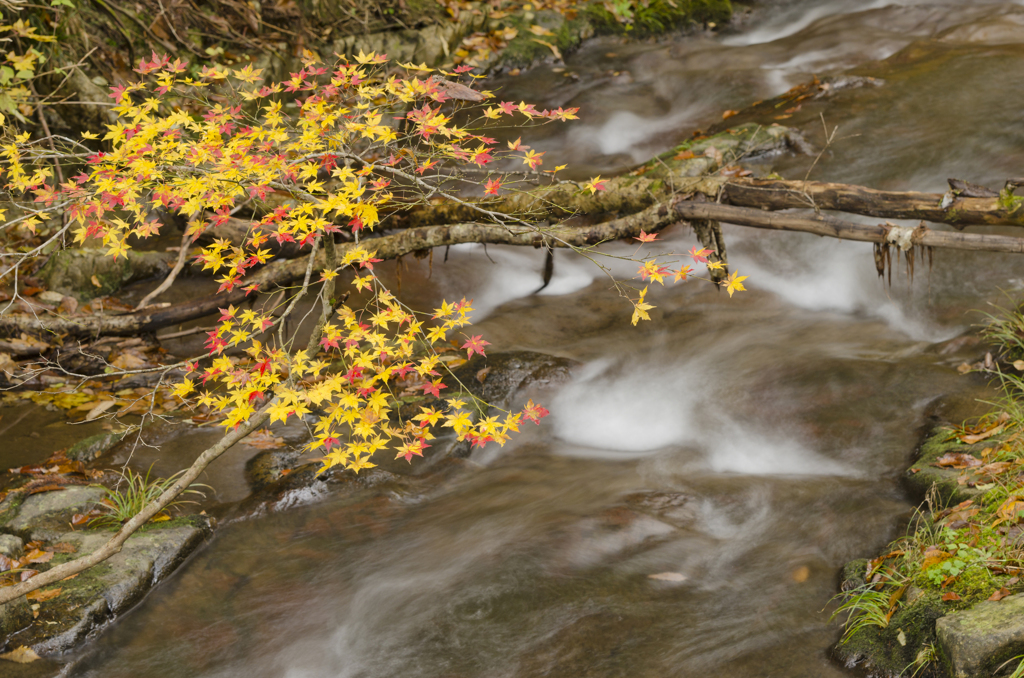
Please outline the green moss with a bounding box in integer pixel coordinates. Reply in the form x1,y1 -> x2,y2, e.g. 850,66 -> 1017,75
585,0 -> 731,36
0,492 -> 26,528
837,591 -> 946,676
499,11 -> 589,68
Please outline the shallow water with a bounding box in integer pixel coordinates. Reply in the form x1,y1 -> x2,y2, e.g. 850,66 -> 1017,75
25,1 -> 1024,676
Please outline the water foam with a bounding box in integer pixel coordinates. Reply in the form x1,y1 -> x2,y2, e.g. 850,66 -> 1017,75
550,359 -> 851,477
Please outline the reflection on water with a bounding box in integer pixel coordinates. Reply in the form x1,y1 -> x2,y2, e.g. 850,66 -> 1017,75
56,1 -> 1024,677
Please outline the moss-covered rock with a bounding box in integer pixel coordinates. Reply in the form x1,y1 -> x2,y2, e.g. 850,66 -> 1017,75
904,429 -> 989,507
585,0 -> 730,36
5,486 -> 105,541
3,520 -> 210,654
937,594 -> 1024,678
39,247 -> 173,301
835,590 -> 946,677
66,431 -> 127,462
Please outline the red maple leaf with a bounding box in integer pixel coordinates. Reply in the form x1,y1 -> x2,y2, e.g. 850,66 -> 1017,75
462,335 -> 490,359
523,399 -> 549,424
688,247 -> 712,264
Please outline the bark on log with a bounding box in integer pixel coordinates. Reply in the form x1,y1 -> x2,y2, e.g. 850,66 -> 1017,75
675,202 -> 1024,253
718,178 -> 1024,229
9,193 -> 1024,339
0,201 -> 682,338
394,176 -> 1024,231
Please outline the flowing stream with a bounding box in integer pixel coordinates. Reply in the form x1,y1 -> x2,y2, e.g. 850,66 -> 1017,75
19,1 -> 1024,675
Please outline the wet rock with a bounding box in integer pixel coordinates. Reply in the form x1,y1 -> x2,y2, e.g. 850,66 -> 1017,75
0,534 -> 23,560
235,464 -> 398,519
937,594 -> 1024,678
244,448 -> 303,492
904,429 -> 987,506
39,248 -> 173,301
5,486 -> 105,541
53,346 -> 110,376
449,350 -> 576,411
834,588 -> 946,677
66,431 -> 126,462
443,350 -> 576,459
5,518 -> 211,655
0,597 -> 32,641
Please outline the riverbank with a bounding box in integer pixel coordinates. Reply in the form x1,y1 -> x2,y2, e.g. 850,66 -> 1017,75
834,310 -> 1024,678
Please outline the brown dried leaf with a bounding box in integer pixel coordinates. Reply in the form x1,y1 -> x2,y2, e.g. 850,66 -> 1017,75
26,484 -> 67,495
960,423 -> 1004,445
935,452 -> 982,469
989,587 -> 1011,601
21,549 -> 53,565
0,646 -> 40,663
941,591 -> 961,602
25,587 -> 61,602
921,548 -> 951,570
244,429 -> 286,450
49,542 -> 76,554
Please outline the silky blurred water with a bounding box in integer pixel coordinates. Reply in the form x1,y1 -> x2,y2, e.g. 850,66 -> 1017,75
48,2 -> 1024,676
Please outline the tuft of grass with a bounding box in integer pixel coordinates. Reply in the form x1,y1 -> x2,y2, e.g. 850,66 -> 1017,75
830,585 -> 895,644
91,466 -> 208,528
979,299 -> 1024,362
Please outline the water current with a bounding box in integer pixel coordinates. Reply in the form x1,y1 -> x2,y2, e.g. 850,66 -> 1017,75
19,1 -> 1024,676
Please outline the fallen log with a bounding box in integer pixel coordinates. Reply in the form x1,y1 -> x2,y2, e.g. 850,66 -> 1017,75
675,202 -> 1024,253
0,201 -> 684,338
717,178 -> 1024,230
10,195 -> 1024,339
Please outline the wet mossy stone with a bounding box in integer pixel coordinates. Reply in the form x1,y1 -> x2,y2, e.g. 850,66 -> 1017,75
6,486 -> 105,541
0,534 -> 23,560
66,431 -> 126,462
39,247 -> 173,301
7,520 -> 210,654
0,596 -> 33,642
835,590 -> 946,677
904,429 -> 991,507
244,448 -> 303,492
449,350 -> 576,411
937,594 -> 1024,678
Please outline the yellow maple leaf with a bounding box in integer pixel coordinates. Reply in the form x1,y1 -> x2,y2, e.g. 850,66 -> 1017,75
724,271 -> 748,298
631,287 -> 655,326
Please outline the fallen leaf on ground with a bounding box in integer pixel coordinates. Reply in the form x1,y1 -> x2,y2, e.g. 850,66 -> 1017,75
989,587 -> 1011,601
921,548 -> 952,570
0,646 -> 40,663
21,549 -> 53,565
244,429 -> 286,449
960,424 -> 1004,445
647,572 -> 686,582
85,400 -> 117,421
935,452 -> 982,469
942,592 -> 961,602
26,587 -> 61,602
